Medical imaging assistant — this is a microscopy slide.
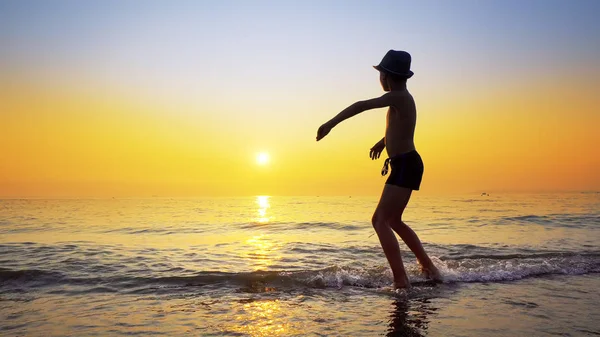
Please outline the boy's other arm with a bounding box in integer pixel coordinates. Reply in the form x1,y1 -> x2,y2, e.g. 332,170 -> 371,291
316,94 -> 394,141
370,137 -> 385,160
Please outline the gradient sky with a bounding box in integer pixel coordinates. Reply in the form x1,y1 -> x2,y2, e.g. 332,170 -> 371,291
1,0 -> 599,197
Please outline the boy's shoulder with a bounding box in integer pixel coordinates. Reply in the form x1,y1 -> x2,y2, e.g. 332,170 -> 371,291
358,90 -> 412,111
386,89 -> 411,97
382,90 -> 413,105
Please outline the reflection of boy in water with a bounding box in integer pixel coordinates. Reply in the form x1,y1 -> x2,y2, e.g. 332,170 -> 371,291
316,50 -> 442,288
388,298 -> 429,336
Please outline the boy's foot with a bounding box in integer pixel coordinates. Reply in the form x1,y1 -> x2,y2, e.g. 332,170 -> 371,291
420,265 -> 443,283
393,275 -> 411,289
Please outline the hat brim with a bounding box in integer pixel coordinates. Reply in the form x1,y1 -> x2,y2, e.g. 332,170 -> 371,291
373,65 -> 414,78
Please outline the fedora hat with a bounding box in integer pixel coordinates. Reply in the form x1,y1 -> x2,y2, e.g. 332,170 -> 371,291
373,50 -> 414,78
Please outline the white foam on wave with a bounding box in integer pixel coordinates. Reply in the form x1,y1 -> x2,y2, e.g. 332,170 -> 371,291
437,254 -> 598,282
300,265 -> 392,288
295,254 -> 600,288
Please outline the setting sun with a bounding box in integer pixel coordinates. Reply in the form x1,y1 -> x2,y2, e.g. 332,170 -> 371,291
256,152 -> 270,165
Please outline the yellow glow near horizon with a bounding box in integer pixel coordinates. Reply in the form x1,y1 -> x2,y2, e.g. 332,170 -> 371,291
1,77 -> 598,197
256,152 -> 270,166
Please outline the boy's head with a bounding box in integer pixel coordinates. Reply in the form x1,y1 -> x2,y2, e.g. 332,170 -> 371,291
374,50 -> 413,91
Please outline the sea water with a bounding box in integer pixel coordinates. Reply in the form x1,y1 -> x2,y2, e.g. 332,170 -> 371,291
1,193 -> 599,336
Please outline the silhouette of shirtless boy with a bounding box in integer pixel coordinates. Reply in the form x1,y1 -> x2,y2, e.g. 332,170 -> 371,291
316,50 -> 442,288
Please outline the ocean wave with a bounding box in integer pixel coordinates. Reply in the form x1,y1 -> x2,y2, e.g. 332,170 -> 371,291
2,252 -> 598,293
0,268 -> 64,283
237,221 -> 364,231
497,214 -> 600,227
100,226 -> 209,235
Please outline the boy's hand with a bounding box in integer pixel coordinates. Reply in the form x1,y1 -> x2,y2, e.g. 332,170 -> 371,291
369,139 -> 385,160
316,122 -> 333,141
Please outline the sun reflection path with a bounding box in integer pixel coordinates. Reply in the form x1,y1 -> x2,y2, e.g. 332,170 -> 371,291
231,299 -> 299,336
244,196 -> 282,270
245,234 -> 281,271
256,195 -> 271,223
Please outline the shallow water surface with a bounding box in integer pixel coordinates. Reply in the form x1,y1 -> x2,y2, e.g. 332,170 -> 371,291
1,193 -> 599,336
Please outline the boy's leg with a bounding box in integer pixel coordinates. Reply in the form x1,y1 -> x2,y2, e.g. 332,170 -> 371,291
371,184 -> 413,288
389,220 -> 441,279
382,187 -> 441,280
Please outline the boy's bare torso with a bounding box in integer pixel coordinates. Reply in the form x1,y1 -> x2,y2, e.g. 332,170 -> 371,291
385,90 -> 417,157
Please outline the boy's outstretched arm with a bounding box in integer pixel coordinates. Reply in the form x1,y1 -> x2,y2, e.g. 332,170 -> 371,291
316,94 -> 394,141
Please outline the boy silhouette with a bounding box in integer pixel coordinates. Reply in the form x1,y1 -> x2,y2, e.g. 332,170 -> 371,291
316,50 -> 442,288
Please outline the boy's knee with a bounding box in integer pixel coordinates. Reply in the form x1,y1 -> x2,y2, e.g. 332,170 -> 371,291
371,213 -> 378,227
371,212 -> 391,229
372,211 -> 404,230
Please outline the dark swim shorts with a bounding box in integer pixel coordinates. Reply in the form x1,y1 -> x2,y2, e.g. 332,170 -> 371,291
381,150 -> 424,190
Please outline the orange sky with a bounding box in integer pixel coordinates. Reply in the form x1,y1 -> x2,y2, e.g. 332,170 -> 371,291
1,2 -> 599,197
1,70 -> 598,197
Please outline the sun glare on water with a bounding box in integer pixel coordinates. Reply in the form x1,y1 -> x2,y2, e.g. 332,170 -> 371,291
256,152 -> 270,165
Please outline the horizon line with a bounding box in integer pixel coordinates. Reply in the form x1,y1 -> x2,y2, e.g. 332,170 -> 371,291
1,190 -> 598,200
